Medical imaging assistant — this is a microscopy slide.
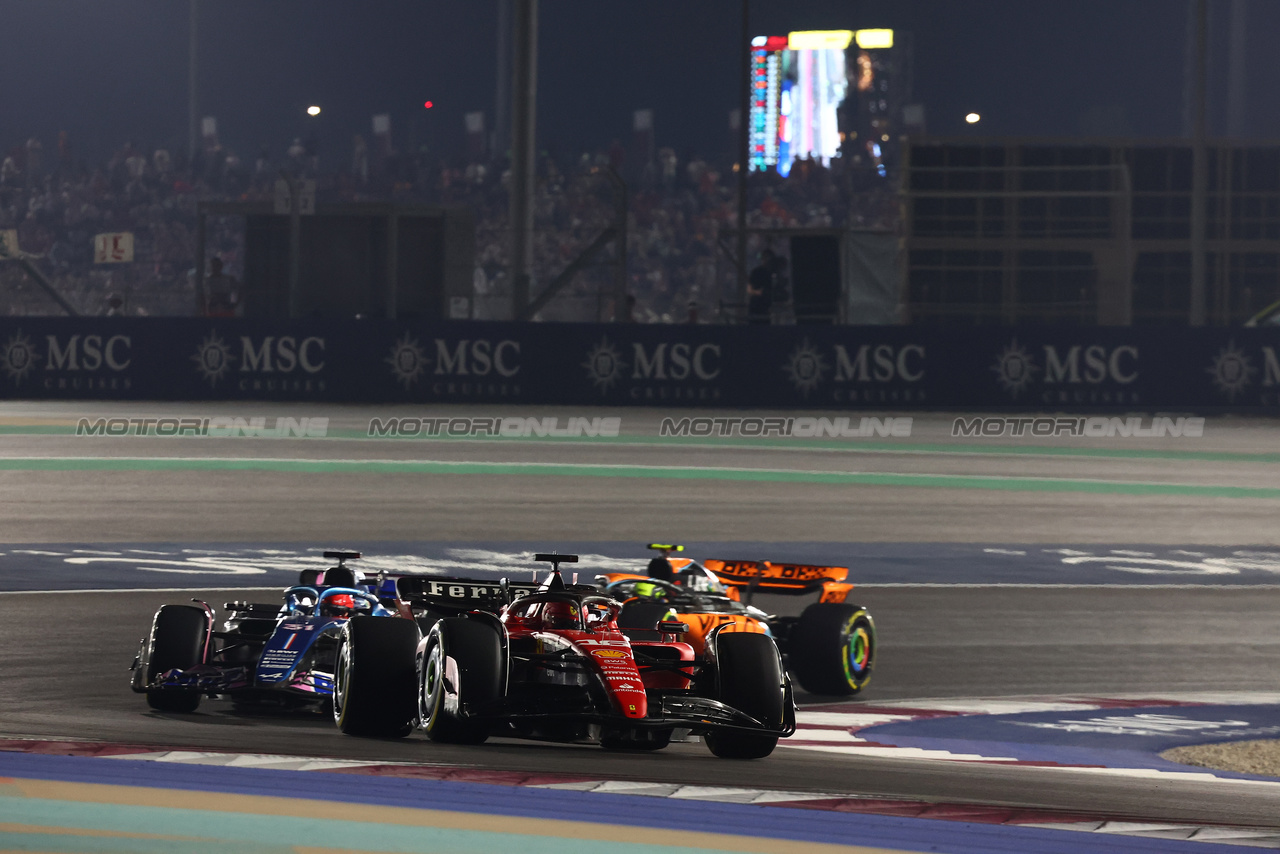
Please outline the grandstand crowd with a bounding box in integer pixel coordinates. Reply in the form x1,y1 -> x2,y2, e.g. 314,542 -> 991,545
0,132 -> 897,320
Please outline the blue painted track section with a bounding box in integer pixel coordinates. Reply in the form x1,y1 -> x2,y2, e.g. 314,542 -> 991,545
4,541 -> 1280,591
0,751 -> 1255,854
862,704 -> 1280,780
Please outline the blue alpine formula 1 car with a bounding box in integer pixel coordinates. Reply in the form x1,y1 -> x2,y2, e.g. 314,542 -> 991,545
130,551 -> 411,714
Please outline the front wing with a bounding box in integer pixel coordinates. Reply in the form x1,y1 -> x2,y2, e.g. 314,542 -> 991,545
465,664 -> 797,739
134,664 -> 336,698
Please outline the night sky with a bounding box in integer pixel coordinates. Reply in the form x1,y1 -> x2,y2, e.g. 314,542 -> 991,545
1,0 -> 1276,166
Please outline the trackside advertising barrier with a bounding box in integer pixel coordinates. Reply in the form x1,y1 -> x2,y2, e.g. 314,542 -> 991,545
0,318 -> 1278,410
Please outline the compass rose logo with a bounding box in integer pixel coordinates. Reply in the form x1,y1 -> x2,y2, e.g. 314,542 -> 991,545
1206,340 -> 1256,402
0,331 -> 38,387
583,337 -> 625,393
782,339 -> 828,397
386,334 -> 428,389
992,339 -> 1037,397
191,331 -> 234,387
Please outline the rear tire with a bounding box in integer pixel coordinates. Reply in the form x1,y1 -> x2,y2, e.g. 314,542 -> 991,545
333,617 -> 421,737
414,606 -> 448,636
145,605 -> 207,713
420,618 -> 503,744
704,633 -> 784,759
790,604 -> 875,696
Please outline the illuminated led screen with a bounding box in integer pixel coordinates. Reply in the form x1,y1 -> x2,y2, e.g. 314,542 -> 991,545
749,29 -> 885,176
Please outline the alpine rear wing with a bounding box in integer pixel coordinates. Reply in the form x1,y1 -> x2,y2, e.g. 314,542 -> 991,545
702,559 -> 849,595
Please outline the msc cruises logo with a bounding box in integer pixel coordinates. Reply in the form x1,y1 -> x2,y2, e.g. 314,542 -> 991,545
1206,340 -> 1257,402
0,330 -> 38,386
387,335 -> 521,390
582,337 -> 625,393
779,340 -> 925,403
782,339 -> 829,398
991,339 -> 1037,397
386,334 -> 428,389
991,340 -> 1139,403
192,331 -> 234,387
191,331 -> 326,389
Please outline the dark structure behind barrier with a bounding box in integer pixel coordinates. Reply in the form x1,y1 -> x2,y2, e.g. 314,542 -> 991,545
201,203 -> 475,321
903,139 -> 1280,326
789,235 -> 842,323
720,229 -> 898,324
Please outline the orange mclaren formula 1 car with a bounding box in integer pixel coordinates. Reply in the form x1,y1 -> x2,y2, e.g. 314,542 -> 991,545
596,545 -> 875,696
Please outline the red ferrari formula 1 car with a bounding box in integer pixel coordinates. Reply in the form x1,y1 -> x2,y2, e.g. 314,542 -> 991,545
334,554 -> 795,758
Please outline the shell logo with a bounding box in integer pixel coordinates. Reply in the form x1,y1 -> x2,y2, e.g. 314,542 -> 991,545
592,649 -> 628,659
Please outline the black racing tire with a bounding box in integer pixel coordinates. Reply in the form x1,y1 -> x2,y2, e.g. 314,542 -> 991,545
145,604 -> 207,713
704,632 -> 784,759
419,618 -> 504,744
333,617 -> 421,737
789,603 -> 876,696
414,606 -> 449,636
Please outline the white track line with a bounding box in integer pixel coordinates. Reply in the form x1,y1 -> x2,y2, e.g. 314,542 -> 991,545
0,587 -> 279,595
0,455 -> 1264,492
6,584 -> 1280,595
857,583 -> 1280,589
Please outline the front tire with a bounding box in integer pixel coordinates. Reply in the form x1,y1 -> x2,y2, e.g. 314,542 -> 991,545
419,618 -> 504,744
144,605 -> 207,713
705,632 -> 785,759
333,617 -> 421,737
789,603 -> 875,696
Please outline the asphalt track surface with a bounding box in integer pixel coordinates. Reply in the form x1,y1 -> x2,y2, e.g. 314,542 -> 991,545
2,404 -> 1280,832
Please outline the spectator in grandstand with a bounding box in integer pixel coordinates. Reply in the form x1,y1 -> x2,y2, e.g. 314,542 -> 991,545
287,138 -> 307,168
25,138 -> 43,185
747,249 -> 776,324
352,135 -> 369,186
0,121 -> 892,319
0,156 -> 18,187
203,256 -> 239,317
770,253 -> 791,322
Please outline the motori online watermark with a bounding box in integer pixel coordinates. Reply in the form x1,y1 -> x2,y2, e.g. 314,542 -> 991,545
952,416 -> 1204,438
368,416 -> 621,438
659,416 -> 912,438
76,416 -> 329,438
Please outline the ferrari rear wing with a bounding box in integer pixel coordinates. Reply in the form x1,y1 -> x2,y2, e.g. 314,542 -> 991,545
395,575 -> 541,614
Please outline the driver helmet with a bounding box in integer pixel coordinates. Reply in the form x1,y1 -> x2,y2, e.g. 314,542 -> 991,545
322,593 -> 356,616
541,601 -> 580,630
632,580 -> 665,599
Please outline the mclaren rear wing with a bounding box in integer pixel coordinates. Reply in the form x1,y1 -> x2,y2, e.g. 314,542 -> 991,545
701,559 -> 850,597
